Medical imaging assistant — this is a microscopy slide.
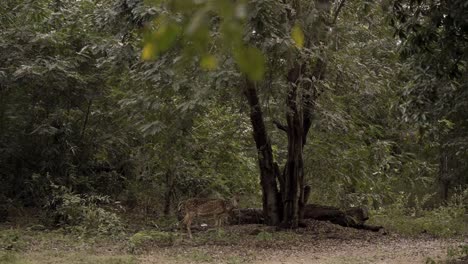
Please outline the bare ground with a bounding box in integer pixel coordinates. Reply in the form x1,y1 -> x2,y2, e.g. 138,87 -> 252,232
139,231 -> 466,264
164,220 -> 466,264
1,220 -> 466,264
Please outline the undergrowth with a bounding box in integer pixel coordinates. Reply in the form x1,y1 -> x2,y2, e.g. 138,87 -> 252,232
44,184 -> 125,236
369,190 -> 467,237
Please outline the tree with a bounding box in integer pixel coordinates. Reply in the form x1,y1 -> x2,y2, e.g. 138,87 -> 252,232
392,0 -> 468,200
140,0 -> 354,227
0,0 -> 140,205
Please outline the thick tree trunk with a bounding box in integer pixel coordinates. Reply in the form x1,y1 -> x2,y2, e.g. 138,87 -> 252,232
299,185 -> 311,220
281,72 -> 305,228
243,79 -> 281,225
243,0 -> 334,228
279,0 -> 332,227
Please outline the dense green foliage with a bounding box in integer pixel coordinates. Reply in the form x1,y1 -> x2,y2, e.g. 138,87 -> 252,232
0,0 -> 466,233
0,0 -> 140,208
392,0 -> 468,199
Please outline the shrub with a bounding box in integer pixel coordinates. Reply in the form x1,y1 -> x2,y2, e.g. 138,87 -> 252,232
44,184 -> 124,236
370,189 -> 467,237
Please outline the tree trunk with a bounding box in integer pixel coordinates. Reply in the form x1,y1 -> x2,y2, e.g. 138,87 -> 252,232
439,147 -> 449,201
243,78 -> 281,225
281,59 -> 322,227
243,0 -> 333,228
278,0 -> 332,227
281,72 -> 305,228
299,185 -> 311,220
164,169 -> 174,216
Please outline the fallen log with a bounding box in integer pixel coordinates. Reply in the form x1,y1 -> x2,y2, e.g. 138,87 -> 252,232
228,204 -> 383,232
303,204 -> 368,226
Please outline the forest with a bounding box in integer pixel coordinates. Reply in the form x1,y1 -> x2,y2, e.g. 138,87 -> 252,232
0,0 -> 467,263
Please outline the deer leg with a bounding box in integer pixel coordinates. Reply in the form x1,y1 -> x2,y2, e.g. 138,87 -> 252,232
183,213 -> 193,239
187,216 -> 193,239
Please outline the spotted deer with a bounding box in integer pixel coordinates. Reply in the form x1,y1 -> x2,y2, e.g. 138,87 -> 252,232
179,196 -> 239,239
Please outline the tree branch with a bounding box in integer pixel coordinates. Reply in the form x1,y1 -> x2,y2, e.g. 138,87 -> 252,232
273,120 -> 288,132
332,0 -> 346,25
80,99 -> 92,142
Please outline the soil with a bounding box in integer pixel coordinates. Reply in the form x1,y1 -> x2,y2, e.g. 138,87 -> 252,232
139,221 -> 467,264
1,219 -> 466,264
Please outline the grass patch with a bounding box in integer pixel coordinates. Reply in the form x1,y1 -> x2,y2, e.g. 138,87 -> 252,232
226,255 -> 251,264
369,193 -> 467,238
0,252 -> 25,264
369,210 -> 467,237
187,250 -> 213,263
255,231 -> 273,242
192,228 -> 242,245
0,230 -> 29,251
128,230 -> 178,253
172,249 -> 214,263
0,226 -> 128,253
0,251 -> 138,264
425,244 -> 468,264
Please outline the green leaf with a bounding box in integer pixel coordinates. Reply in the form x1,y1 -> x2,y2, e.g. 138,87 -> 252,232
200,54 -> 218,70
234,46 -> 265,81
142,17 -> 181,59
291,24 -> 304,49
142,43 -> 157,60
153,20 -> 181,52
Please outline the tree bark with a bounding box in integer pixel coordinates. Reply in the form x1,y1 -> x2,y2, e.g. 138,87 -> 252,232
243,78 -> 281,225
281,60 -> 323,227
299,185 -> 311,220
281,66 -> 305,228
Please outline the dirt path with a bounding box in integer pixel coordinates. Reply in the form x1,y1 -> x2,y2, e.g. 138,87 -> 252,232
249,237 -> 462,264
1,220 -> 466,264
139,236 -> 466,264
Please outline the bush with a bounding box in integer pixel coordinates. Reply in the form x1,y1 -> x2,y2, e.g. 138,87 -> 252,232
44,184 -> 124,236
370,190 -> 467,237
